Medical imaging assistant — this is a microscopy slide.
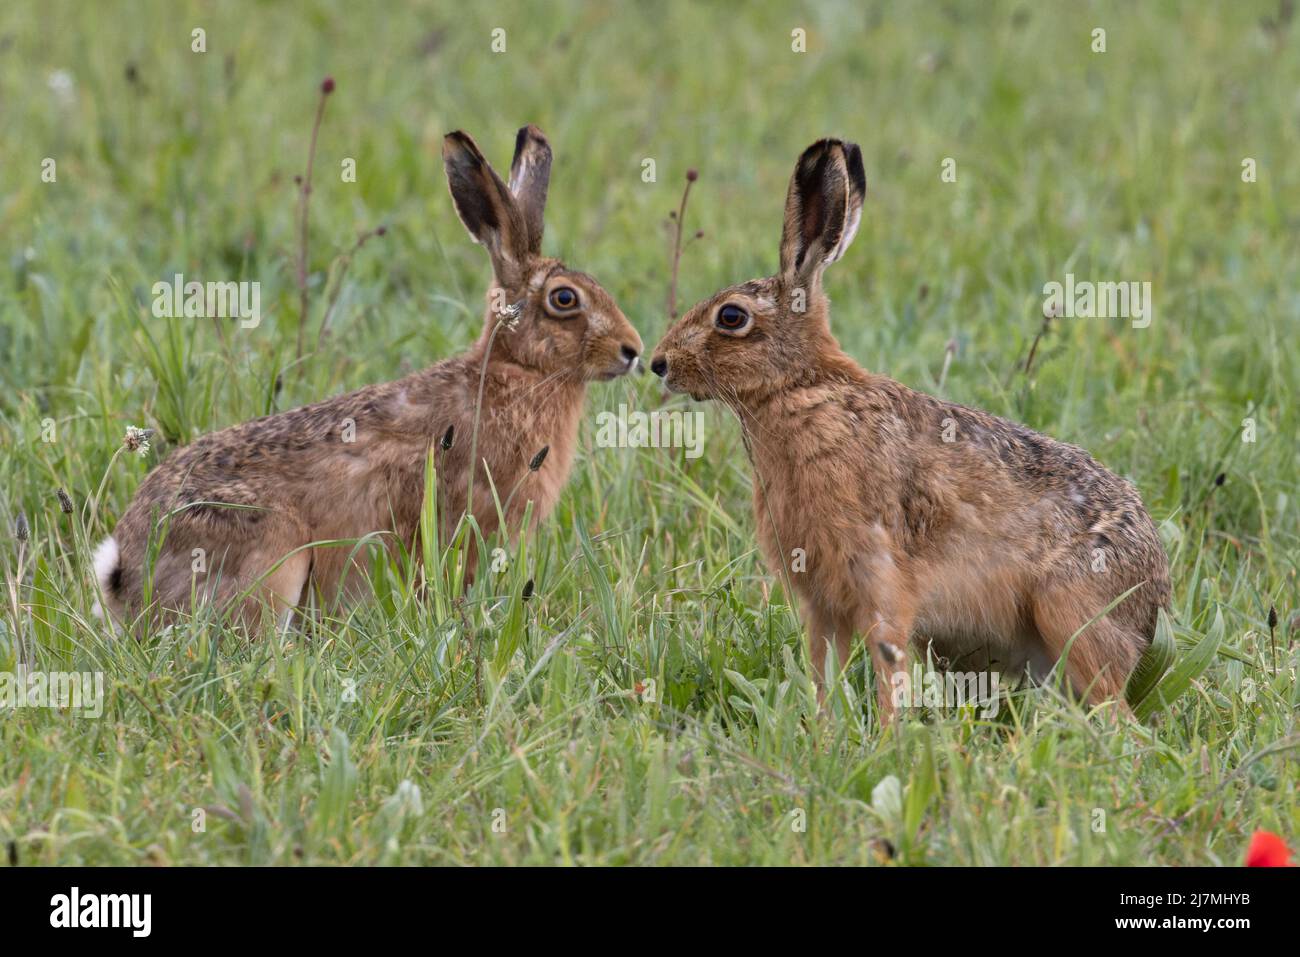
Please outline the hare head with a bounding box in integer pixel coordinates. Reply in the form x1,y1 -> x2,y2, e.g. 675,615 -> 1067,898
444,125 -> 642,381
650,138 -> 865,400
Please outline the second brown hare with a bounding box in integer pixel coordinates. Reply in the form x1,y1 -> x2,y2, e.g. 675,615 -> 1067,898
97,125 -> 642,632
650,138 -> 1170,722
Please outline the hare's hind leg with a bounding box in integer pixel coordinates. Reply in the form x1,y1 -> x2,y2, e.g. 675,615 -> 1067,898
1030,585 -> 1141,707
247,543 -> 312,633
198,517 -> 312,634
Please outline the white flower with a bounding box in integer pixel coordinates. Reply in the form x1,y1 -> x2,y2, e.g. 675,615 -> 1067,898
497,299 -> 523,330
123,426 -> 153,457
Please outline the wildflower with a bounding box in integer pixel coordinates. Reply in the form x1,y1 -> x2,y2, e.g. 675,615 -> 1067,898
123,426 -> 153,457
497,300 -> 523,329
1245,830 -> 1292,867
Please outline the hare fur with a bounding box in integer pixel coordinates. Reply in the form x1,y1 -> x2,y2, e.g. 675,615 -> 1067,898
651,138 -> 1170,720
98,125 -> 642,631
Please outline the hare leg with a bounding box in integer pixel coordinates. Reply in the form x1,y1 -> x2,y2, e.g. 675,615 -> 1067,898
201,518 -> 311,634
1031,586 -> 1140,707
805,604 -> 854,700
861,605 -> 915,726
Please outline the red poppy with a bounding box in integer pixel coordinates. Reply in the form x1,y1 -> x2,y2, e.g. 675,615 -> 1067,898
1245,830 -> 1292,867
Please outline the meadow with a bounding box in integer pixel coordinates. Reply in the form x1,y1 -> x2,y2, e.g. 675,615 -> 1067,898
1,0 -> 1297,865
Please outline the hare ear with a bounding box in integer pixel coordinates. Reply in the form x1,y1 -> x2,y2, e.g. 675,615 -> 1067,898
508,125 -> 552,255
443,130 -> 530,282
778,139 -> 866,288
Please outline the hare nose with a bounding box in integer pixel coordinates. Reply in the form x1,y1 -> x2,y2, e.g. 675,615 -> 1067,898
650,356 -> 668,378
621,343 -> 639,364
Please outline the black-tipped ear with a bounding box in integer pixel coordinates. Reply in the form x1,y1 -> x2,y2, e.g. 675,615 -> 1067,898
442,130 -> 530,281
778,138 -> 866,286
508,125 -> 552,255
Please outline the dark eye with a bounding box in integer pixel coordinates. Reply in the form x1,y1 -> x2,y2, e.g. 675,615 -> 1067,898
716,304 -> 750,332
548,287 -> 579,313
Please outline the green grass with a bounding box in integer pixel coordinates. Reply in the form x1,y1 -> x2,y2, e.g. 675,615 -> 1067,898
1,0 -> 1297,865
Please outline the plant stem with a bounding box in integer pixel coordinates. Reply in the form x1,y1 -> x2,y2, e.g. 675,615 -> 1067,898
667,178 -> 695,321
295,91 -> 329,361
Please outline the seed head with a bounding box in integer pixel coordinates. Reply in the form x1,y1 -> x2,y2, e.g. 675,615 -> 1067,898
440,425 -> 455,451
1268,606 -> 1278,630
529,445 -> 549,471
123,425 -> 153,456
321,76 -> 335,95
686,168 -> 699,182
522,578 -> 534,601
14,512 -> 29,543
56,488 -> 74,514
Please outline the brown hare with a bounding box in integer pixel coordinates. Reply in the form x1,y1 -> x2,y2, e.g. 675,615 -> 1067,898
650,138 -> 1170,721
96,125 -> 642,632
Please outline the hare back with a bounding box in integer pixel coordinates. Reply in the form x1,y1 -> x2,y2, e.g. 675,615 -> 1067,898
101,356 -> 584,621
748,372 -> 1170,652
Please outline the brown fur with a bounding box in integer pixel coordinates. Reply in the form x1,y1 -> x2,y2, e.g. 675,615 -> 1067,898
99,126 -> 642,631
650,139 -> 1170,721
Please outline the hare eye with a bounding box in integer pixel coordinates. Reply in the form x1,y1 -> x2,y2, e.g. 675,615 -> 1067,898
547,287 -> 580,314
715,304 -> 751,333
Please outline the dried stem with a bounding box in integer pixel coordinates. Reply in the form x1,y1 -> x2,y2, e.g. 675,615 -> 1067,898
1022,311 -> 1052,379
666,170 -> 698,321
5,516 -> 30,667
466,309 -> 516,529
314,226 -> 385,351
295,78 -> 334,360
937,338 -> 957,393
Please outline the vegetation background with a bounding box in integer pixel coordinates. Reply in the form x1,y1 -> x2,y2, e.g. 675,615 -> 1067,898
1,0 -> 1296,864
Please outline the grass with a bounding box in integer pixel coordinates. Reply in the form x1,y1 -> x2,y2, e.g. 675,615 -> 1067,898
1,0 -> 1297,865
